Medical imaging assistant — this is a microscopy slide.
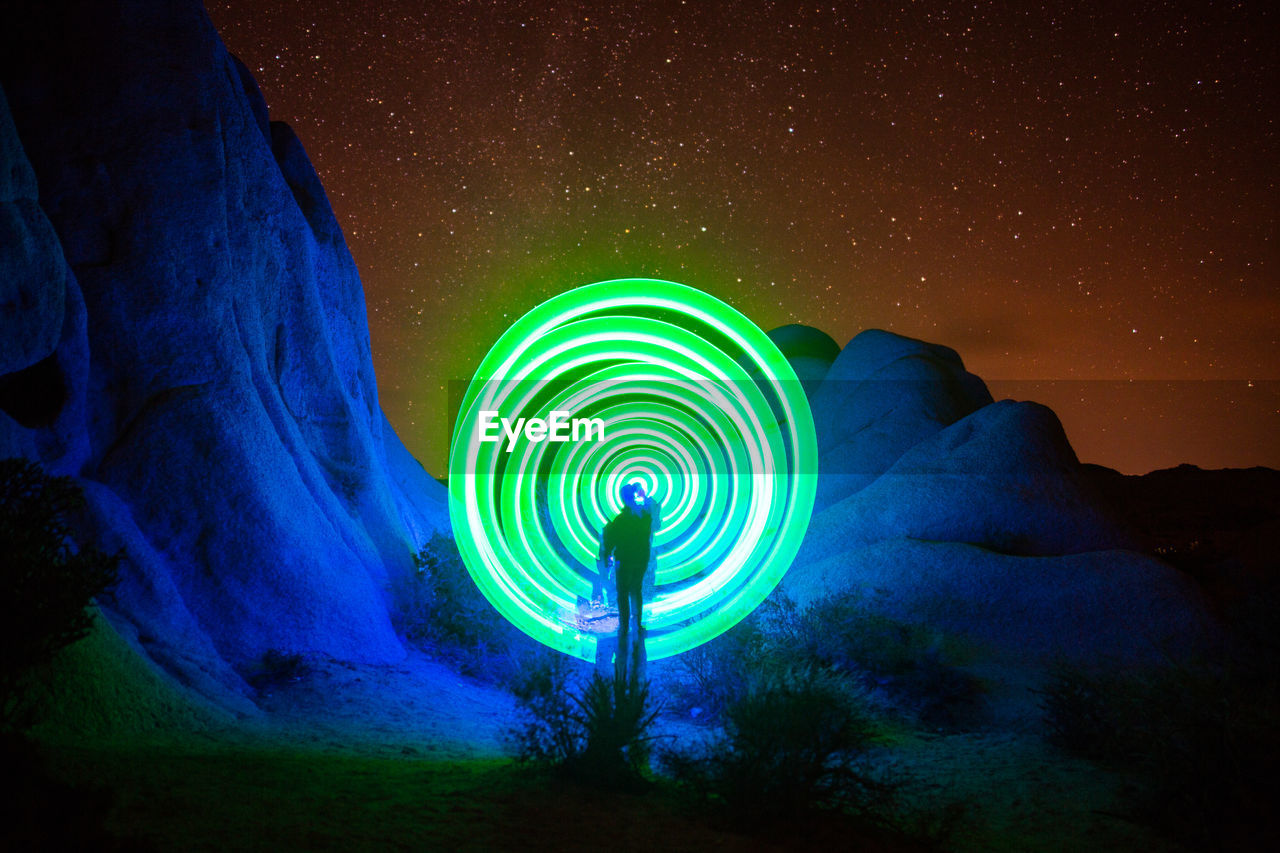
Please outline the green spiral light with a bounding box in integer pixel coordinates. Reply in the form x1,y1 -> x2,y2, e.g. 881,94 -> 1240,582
448,279 -> 817,662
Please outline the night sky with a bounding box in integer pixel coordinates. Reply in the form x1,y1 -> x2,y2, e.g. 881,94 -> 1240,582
205,0 -> 1276,476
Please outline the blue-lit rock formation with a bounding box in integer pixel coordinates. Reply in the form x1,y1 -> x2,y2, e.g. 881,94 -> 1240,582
0,88 -> 91,473
798,397 -> 1132,565
809,329 -> 994,510
784,329 -> 1218,672
0,2 -> 447,701
766,324 -> 841,397
788,538 -> 1215,669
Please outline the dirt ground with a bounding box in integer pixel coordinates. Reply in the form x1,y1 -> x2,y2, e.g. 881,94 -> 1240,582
26,649 -> 1175,851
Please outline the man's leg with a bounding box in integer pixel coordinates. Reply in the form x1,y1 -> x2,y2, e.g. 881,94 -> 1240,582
615,581 -> 631,682
628,584 -> 646,683
593,561 -> 609,606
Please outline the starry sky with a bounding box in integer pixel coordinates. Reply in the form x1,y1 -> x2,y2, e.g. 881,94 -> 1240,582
206,0 -> 1276,476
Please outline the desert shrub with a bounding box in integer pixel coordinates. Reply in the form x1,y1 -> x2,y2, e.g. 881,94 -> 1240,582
388,555 -> 435,643
769,590 -> 985,726
675,589 -> 983,728
662,663 -> 893,830
0,458 -> 119,731
392,533 -> 531,682
508,654 -> 660,789
507,652 -> 581,766
573,672 -> 661,785
1225,575 -> 1280,678
1040,662 -> 1280,850
668,613 -> 768,722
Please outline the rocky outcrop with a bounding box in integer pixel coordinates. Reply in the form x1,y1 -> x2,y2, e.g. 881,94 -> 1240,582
796,399 -> 1132,567
809,329 -> 992,509
767,324 -> 841,396
784,538 -> 1217,669
0,87 -> 90,471
783,342 -> 1219,683
0,88 -> 62,379
0,1 -> 447,700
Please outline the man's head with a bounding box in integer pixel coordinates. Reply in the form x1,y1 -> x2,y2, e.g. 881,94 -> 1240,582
620,481 -> 647,510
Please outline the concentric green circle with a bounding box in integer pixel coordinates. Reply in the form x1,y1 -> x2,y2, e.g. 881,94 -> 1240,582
447,279 -> 817,662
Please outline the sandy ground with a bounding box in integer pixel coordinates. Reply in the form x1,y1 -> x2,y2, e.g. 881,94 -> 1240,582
24,643 -> 1188,851
203,648 -> 1175,852
243,649 -> 522,760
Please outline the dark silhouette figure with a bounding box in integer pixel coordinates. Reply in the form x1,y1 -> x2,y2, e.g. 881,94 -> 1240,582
599,482 -> 657,682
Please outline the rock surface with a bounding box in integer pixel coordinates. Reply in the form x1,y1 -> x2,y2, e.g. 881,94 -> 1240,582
809,329 -> 993,509
0,1 -> 448,700
797,399 -> 1133,567
766,323 -> 841,396
782,537 -> 1218,669
0,86 -> 91,470
780,331 -> 1220,683
0,87 -> 62,379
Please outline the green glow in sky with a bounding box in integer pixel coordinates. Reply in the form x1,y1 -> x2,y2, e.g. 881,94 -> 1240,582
448,279 -> 817,662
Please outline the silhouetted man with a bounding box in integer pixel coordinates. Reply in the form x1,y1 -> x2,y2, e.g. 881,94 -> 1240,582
599,482 -> 657,681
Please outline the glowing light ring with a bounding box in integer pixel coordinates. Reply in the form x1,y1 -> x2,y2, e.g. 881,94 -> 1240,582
448,279 -> 817,661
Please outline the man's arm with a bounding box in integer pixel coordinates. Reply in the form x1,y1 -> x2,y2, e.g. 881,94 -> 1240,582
599,520 -> 614,563
598,521 -> 619,578
643,504 -> 661,591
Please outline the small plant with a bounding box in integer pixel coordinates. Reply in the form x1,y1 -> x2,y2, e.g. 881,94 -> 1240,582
662,663 -> 892,830
674,589 -> 984,728
779,590 -> 985,727
508,654 -> 660,789
573,672 -> 661,785
507,652 -> 581,766
388,554 -> 435,644
669,614 -> 766,722
392,533 -> 531,682
1040,661 -> 1280,849
0,458 -> 120,731
1038,664 -> 1131,761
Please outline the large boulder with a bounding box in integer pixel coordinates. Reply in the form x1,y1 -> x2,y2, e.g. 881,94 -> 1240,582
0,87 -> 61,378
782,396 -> 1191,689
0,86 -> 90,470
779,358 -> 1221,704
796,399 -> 1133,567
810,329 -> 992,509
766,324 -> 841,397
781,536 -> 1221,675
0,0 -> 448,699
